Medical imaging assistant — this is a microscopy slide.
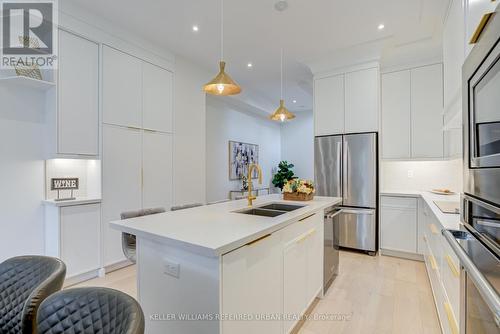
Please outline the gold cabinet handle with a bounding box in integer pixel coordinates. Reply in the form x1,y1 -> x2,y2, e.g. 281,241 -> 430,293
127,126 -> 142,131
297,234 -> 309,244
299,213 -> 315,222
429,224 -> 439,235
246,234 -> 271,246
429,254 -> 438,270
444,302 -> 459,334
143,128 -> 157,133
470,12 -> 494,44
445,254 -> 460,278
295,228 -> 318,244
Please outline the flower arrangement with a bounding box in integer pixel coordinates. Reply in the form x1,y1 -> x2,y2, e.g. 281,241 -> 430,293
283,179 -> 315,201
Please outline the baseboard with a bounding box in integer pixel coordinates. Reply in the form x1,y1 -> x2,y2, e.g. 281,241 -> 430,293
105,259 -> 133,274
380,249 -> 424,261
63,269 -> 100,287
290,297 -> 320,334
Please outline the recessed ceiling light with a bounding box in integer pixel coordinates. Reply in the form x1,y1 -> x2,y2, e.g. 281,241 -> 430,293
192,25 -> 199,32
378,23 -> 385,30
292,99 -> 297,104
247,62 -> 253,68
274,0 -> 288,12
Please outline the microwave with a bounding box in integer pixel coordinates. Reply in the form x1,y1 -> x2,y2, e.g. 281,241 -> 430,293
463,10 -> 500,206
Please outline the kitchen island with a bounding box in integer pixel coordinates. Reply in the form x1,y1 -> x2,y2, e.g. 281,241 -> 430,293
111,194 -> 341,334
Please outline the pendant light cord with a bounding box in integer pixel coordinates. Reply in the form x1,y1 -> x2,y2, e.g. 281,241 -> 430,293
221,0 -> 224,61
280,48 -> 283,100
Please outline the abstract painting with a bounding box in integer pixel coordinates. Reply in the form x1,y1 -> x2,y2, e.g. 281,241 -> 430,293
229,141 -> 259,180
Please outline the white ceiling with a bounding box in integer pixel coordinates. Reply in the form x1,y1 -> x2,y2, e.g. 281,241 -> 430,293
65,0 -> 450,115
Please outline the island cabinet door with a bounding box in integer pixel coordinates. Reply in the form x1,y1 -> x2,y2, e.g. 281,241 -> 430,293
283,232 -> 308,334
305,216 -> 324,303
221,232 -> 283,334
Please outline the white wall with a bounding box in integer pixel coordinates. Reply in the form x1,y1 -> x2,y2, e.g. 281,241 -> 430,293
0,87 -> 46,261
173,58 -> 209,206
380,159 -> 463,192
280,112 -> 314,180
206,98 -> 282,202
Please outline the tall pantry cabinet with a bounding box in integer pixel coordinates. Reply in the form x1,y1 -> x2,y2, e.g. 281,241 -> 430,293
102,46 -> 174,267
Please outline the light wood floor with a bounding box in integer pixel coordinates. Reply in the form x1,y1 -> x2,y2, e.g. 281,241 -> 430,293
72,251 -> 441,334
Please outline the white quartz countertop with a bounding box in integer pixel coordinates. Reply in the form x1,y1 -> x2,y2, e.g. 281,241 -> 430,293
380,190 -> 461,230
110,194 -> 341,257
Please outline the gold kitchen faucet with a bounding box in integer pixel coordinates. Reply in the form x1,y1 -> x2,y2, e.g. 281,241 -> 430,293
247,164 -> 262,206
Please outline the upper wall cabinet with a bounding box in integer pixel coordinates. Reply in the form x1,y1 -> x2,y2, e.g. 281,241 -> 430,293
142,62 -> 173,133
344,68 -> 379,133
381,64 -> 444,159
314,74 -> 345,136
381,71 -> 411,159
103,46 -> 174,133
103,46 -> 142,128
465,0 -> 498,54
314,65 -> 379,136
48,30 -> 99,157
411,64 -> 444,158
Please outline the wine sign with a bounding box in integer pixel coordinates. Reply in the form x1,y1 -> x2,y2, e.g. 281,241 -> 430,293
51,178 -> 79,201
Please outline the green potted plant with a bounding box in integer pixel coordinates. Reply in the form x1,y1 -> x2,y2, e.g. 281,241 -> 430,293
272,161 -> 296,190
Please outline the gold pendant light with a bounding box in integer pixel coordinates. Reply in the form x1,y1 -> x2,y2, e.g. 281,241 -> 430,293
270,48 -> 295,122
203,0 -> 241,96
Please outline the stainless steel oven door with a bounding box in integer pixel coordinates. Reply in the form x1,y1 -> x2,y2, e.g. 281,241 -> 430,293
442,229 -> 500,334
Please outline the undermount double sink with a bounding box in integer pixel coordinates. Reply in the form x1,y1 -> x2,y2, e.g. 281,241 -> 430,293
235,203 -> 305,217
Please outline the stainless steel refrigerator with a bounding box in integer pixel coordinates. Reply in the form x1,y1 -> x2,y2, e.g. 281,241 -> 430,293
315,133 -> 378,254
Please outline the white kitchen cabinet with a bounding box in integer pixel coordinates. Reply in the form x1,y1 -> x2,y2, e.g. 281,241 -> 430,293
102,46 -> 142,128
50,29 -> 99,157
222,232 -> 283,334
102,124 -> 142,267
411,64 -> 444,158
314,74 -> 344,136
345,67 -> 379,133
283,231 -> 308,334
381,64 -> 444,159
142,62 -> 173,133
142,131 -> 173,210
443,0 -> 466,114
381,71 -> 411,159
380,196 -> 417,254
283,213 -> 322,334
44,202 -> 101,284
305,223 -> 323,304
420,199 -> 460,334
465,0 -> 498,54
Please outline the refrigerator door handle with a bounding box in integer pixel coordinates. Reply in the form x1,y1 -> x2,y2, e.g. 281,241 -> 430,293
343,139 -> 349,201
337,141 -> 342,197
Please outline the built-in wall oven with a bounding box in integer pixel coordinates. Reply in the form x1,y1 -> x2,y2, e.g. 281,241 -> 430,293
442,7 -> 500,334
443,195 -> 500,333
463,6 -> 500,205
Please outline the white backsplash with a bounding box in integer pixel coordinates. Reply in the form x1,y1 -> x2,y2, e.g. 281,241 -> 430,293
381,159 -> 463,193
45,159 -> 101,200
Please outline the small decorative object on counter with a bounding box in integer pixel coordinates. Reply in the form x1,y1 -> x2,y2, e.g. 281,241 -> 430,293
240,175 -> 248,191
51,177 -> 79,201
283,179 -> 315,201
